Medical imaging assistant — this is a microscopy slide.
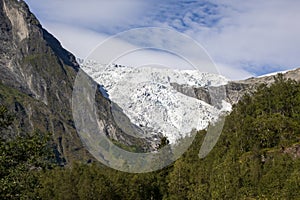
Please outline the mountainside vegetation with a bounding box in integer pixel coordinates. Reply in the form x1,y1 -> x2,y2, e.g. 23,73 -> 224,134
1,75 -> 299,199
1,1 -> 299,199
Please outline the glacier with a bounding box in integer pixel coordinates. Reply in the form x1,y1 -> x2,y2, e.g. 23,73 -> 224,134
81,60 -> 231,144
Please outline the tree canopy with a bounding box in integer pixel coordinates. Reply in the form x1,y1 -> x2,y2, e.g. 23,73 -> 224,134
1,75 -> 300,199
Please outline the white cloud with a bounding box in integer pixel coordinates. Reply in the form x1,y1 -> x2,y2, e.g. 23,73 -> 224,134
43,22 -> 108,58
86,28 -> 224,75
24,0 -> 300,79
114,49 -> 194,70
182,0 -> 300,75
25,0 -> 147,33
215,63 -> 254,80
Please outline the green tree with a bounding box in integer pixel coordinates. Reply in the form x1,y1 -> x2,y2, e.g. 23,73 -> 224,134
0,105 -> 54,199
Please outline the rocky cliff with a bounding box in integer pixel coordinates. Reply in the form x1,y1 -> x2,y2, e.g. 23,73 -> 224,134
0,0 -> 152,164
172,68 -> 300,106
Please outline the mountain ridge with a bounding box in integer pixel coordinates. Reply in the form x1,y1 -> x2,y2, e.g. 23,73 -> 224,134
174,67 -> 300,106
81,60 -> 299,144
1,0 -> 299,164
81,61 -> 231,143
0,0 -> 154,164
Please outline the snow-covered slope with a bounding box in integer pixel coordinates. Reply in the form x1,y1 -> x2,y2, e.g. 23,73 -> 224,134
81,60 -> 231,143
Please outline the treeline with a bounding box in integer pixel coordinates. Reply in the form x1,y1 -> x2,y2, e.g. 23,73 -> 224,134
1,75 -> 300,199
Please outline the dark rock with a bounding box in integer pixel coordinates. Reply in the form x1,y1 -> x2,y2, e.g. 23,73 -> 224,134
0,0 -> 153,165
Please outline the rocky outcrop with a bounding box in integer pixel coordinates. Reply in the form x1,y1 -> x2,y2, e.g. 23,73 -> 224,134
172,68 -> 300,106
222,68 -> 300,104
0,0 -> 153,165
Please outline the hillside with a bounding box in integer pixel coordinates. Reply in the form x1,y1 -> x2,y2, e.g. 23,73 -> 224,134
4,74 -> 297,199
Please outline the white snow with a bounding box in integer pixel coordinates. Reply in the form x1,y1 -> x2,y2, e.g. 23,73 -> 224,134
220,100 -> 232,112
81,60 -> 230,143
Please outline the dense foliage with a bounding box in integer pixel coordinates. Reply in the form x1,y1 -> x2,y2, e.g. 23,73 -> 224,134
1,75 -> 300,199
0,105 -> 55,199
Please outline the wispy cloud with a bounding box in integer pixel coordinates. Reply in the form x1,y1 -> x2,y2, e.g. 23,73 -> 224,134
25,0 -> 147,33
43,22 -> 109,58
196,0 -> 300,75
24,0 -> 300,79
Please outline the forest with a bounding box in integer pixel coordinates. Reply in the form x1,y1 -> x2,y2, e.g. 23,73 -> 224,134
1,75 -> 300,199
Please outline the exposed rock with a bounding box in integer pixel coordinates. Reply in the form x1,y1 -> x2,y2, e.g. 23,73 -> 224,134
173,68 -> 300,106
0,0 -> 153,165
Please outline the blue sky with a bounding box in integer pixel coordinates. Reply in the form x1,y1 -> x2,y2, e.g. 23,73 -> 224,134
24,0 -> 300,80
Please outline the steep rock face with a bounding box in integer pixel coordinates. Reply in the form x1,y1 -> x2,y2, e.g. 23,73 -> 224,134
0,0 -> 151,164
223,68 -> 300,104
194,81 -> 255,105
0,0 -> 85,164
173,68 -> 300,106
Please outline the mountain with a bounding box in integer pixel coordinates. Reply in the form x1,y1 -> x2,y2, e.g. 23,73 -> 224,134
1,0 -> 299,165
173,68 -> 300,106
82,61 -> 231,143
223,68 -> 300,104
24,75 -> 300,199
0,0 -> 153,165
81,60 -> 300,144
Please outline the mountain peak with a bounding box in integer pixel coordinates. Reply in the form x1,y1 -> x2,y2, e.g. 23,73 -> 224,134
82,61 -> 231,143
